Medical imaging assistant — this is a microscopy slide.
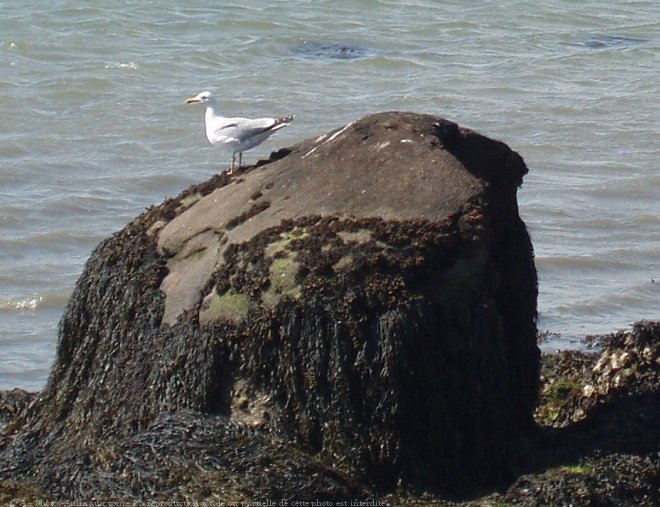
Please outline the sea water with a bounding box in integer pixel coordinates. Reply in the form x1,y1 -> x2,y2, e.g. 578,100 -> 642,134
1,1 -> 659,390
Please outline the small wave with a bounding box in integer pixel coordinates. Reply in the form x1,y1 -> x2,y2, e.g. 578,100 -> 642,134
0,295 -> 43,311
0,292 -> 70,312
104,61 -> 139,70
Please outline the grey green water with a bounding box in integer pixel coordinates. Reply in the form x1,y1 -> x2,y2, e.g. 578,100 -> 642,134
1,1 -> 659,389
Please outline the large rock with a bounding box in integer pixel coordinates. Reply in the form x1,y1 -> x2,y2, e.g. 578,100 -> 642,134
3,112 -> 539,498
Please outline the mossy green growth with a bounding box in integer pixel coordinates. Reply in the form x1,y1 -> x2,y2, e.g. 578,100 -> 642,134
333,255 -> 354,272
260,227 -> 308,309
166,245 -> 207,275
535,377 -> 581,426
178,192 -> 202,210
337,229 -> 373,244
262,254 -> 301,309
264,227 -> 309,258
559,463 -> 596,476
199,289 -> 250,325
553,378 -> 580,397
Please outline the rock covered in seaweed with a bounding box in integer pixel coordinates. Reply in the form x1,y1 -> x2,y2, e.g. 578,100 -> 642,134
1,112 -> 539,499
3,323 -> 658,506
537,320 -> 660,429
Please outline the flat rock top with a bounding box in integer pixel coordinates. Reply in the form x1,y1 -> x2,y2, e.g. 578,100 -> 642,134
158,112 -> 482,255
153,111 -> 522,325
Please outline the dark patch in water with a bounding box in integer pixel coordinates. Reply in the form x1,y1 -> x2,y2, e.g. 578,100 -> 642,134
581,35 -> 648,49
292,40 -> 369,60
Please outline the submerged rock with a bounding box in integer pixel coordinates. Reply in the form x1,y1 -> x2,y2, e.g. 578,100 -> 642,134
580,35 -> 649,49
0,112 -> 540,499
292,40 -> 370,60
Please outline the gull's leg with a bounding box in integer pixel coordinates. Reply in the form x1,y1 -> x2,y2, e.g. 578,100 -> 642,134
238,152 -> 243,169
229,153 -> 235,175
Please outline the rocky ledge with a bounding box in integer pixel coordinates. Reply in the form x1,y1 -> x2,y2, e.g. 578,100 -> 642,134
0,112 -> 657,505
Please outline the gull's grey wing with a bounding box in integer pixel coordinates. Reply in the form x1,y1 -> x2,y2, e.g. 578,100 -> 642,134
214,117 -> 278,141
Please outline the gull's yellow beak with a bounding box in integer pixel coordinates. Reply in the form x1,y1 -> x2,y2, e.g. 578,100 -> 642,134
185,96 -> 199,104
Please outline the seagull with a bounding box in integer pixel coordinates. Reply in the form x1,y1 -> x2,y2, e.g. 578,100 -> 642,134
185,91 -> 294,174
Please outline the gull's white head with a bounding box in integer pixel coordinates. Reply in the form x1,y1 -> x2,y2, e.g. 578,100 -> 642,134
185,91 -> 214,105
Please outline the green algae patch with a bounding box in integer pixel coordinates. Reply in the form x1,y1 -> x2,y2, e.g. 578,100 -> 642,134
535,377 -> 582,426
337,229 -> 372,244
264,227 -> 310,258
332,255 -> 354,272
259,227 -> 309,309
178,192 -> 202,210
262,254 -> 301,309
558,463 -> 596,476
167,247 -> 205,269
199,289 -> 249,326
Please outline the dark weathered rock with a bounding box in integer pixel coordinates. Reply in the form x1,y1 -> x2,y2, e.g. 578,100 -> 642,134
581,35 -> 649,49
0,112 -> 540,499
3,322 -> 659,505
292,40 -> 370,60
